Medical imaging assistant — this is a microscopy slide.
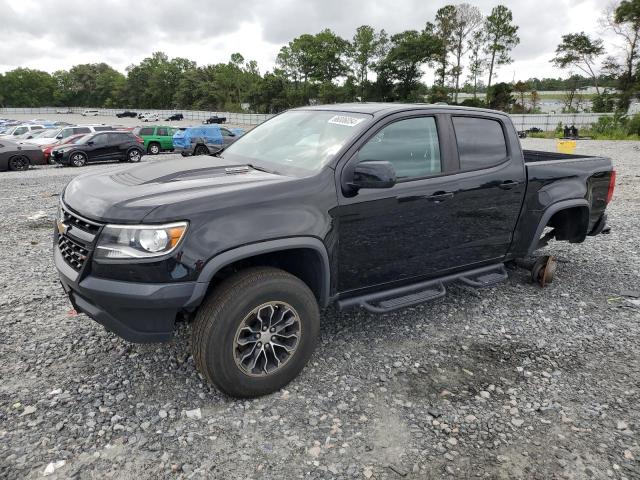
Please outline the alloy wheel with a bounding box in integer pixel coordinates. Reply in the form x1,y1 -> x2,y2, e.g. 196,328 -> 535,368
233,302 -> 302,376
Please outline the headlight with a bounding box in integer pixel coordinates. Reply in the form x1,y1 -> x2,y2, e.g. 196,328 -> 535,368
95,222 -> 188,259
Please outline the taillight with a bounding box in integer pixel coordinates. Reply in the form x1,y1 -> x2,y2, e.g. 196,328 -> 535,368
606,170 -> 616,204
135,136 -> 144,144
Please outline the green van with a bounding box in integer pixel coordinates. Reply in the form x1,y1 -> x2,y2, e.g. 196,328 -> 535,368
134,125 -> 177,154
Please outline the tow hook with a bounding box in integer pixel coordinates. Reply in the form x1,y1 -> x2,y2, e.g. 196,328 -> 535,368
514,255 -> 557,287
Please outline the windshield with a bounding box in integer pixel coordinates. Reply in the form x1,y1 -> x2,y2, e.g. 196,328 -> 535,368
37,128 -> 61,139
223,110 -> 372,176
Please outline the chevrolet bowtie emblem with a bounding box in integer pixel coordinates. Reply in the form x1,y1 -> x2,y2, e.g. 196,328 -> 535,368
57,221 -> 68,236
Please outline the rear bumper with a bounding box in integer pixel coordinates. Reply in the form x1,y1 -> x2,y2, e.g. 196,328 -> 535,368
55,247 -> 196,343
588,213 -> 609,236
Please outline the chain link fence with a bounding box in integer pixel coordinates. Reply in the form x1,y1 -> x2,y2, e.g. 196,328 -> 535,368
1,106 -> 615,130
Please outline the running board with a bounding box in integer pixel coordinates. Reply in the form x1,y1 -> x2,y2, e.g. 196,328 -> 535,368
337,264 -> 507,314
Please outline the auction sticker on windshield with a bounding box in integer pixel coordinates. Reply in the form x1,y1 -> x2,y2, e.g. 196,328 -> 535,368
328,115 -> 366,127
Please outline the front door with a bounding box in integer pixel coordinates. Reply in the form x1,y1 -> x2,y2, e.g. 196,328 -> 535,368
335,115 -> 457,293
86,133 -> 110,161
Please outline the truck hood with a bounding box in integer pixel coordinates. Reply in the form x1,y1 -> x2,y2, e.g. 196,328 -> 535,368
63,156 -> 288,222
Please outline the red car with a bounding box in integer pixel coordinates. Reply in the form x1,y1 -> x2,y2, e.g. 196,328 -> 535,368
42,134 -> 86,164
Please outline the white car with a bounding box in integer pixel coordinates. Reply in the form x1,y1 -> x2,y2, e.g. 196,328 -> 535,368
26,125 -> 115,145
81,109 -> 100,116
0,124 -> 48,139
139,112 -> 160,122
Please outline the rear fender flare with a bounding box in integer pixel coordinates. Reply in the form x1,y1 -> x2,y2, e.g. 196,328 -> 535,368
527,199 -> 590,254
185,237 -> 331,308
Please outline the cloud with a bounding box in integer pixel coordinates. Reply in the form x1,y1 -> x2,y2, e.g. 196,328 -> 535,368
0,0 -> 618,83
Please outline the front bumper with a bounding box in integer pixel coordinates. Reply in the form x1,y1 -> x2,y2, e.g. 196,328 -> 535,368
55,243 -> 196,343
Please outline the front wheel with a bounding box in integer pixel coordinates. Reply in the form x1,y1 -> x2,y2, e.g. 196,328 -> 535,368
70,152 -> 87,167
8,155 -> 29,171
192,267 -> 320,398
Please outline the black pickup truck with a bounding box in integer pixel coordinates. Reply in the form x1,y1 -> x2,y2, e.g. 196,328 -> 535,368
54,104 -> 615,397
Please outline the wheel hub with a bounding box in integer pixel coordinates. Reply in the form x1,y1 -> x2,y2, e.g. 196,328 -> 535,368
233,302 -> 301,377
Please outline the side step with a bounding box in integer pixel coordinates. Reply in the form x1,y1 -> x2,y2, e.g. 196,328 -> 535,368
459,265 -> 508,288
337,264 -> 507,314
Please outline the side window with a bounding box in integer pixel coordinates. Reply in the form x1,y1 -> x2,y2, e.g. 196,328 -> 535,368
358,117 -> 441,180
157,127 -> 169,136
32,126 -> 43,130
139,127 -> 154,136
220,128 -> 233,137
73,127 -> 91,135
108,133 -> 125,143
14,127 -> 27,135
92,134 -> 107,145
452,117 -> 507,170
94,126 -> 112,132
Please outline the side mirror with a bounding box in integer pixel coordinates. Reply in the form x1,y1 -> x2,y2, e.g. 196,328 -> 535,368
349,160 -> 396,191
87,140 -> 94,146
56,134 -> 63,139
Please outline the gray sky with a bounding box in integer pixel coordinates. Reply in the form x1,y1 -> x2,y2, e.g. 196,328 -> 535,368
0,0 -> 619,84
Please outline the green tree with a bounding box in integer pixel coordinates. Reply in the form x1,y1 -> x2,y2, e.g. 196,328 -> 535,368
467,30 -> 486,99
450,3 -> 483,103
602,0 -> 640,110
1,68 -> 55,107
434,5 -> 457,88
551,32 -> 604,94
512,80 -> 529,112
377,28 -> 440,100
486,81 -> 514,111
349,25 -> 387,100
484,5 -> 520,89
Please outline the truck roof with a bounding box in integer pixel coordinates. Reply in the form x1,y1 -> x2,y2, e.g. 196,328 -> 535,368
295,102 -> 507,117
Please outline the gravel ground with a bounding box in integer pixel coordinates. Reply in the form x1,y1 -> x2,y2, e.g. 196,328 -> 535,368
0,139 -> 639,479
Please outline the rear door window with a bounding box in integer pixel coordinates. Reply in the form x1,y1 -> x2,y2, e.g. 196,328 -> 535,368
73,127 -> 91,135
94,126 -> 112,132
452,117 -> 508,170
157,127 -> 169,136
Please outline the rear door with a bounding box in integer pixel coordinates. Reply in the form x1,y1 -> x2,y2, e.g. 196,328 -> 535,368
156,127 -> 172,149
443,114 -> 526,265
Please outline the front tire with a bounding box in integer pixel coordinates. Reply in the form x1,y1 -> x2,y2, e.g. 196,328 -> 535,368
192,267 -> 320,398
70,152 -> 87,167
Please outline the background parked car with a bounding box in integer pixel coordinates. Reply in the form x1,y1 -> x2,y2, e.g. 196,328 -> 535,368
0,124 -> 47,139
172,125 -> 244,156
56,108 -> 72,114
203,115 -> 226,124
134,125 -> 177,154
51,131 -> 144,167
165,113 -> 184,121
140,112 -> 160,122
116,111 -> 137,118
42,134 -> 86,164
81,109 -> 100,116
0,139 -> 46,171
28,125 -> 114,146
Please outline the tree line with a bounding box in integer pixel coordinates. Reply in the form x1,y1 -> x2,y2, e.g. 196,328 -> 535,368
0,1 -> 637,114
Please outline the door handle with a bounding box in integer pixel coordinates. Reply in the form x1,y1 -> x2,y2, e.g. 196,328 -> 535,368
498,180 -> 521,190
427,191 -> 454,203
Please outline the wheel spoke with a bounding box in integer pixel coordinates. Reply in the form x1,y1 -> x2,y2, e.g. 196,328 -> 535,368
257,305 -> 275,328
270,338 -> 296,353
274,315 -> 296,333
270,307 -> 291,328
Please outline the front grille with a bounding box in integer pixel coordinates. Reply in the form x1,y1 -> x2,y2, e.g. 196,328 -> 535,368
62,208 -> 101,235
58,204 -> 103,271
58,234 -> 90,271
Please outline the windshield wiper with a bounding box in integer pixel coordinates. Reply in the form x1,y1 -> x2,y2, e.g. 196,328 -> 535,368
247,163 -> 277,174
